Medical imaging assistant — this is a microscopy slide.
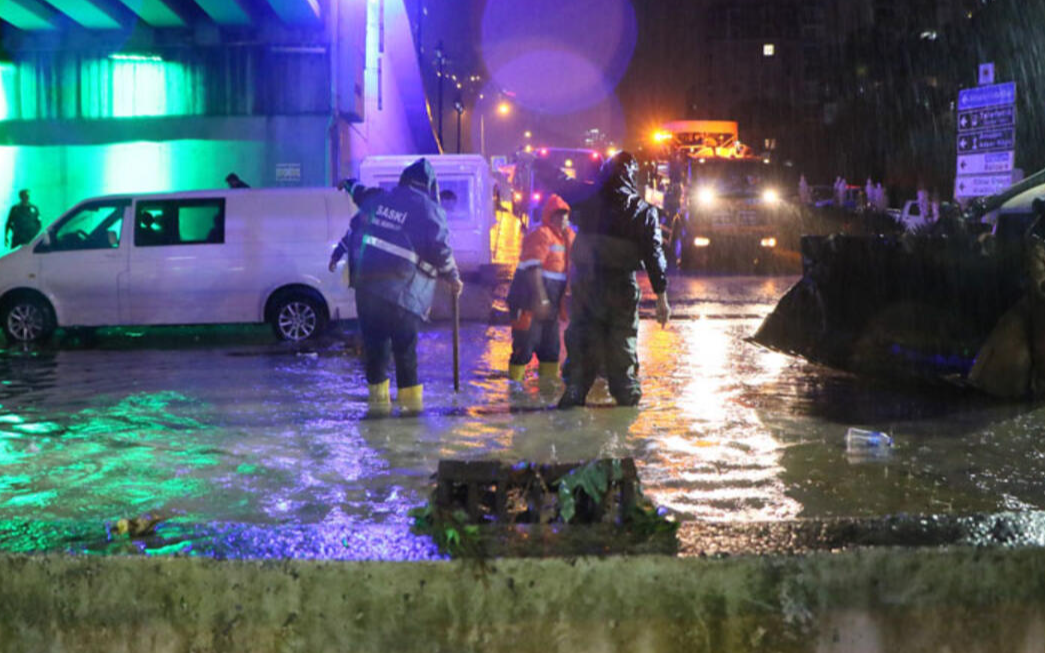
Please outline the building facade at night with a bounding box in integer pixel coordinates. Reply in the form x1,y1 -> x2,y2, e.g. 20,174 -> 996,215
683,0 -> 978,159
0,0 -> 437,239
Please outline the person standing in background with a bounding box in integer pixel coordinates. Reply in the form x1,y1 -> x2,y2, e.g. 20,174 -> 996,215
5,189 -> 41,249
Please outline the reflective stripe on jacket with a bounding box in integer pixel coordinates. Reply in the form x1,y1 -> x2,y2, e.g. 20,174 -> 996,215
344,182 -> 459,319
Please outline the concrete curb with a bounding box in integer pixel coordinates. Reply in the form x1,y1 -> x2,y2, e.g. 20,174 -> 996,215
1,548 -> 1044,652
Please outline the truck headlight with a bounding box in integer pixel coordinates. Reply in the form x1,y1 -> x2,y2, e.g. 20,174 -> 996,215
760,237 -> 777,248
696,187 -> 716,206
761,188 -> 780,204
694,237 -> 711,247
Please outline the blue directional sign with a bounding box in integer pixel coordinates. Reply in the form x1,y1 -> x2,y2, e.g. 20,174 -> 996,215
957,105 -> 1016,131
955,80 -> 1016,198
958,82 -> 1017,111
955,172 -> 1012,198
957,128 -> 1015,154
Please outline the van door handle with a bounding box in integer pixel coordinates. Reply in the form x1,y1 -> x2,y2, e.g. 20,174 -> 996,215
103,252 -> 122,259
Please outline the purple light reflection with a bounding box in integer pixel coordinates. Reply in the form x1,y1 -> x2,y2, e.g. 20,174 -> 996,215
481,0 -> 637,114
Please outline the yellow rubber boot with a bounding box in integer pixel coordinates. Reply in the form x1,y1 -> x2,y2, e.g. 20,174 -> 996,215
368,379 -> 391,405
398,384 -> 424,413
538,361 -> 560,379
508,364 -> 527,382
367,379 -> 391,416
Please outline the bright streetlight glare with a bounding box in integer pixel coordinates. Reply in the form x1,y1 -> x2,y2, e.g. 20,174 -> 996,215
497,102 -> 511,115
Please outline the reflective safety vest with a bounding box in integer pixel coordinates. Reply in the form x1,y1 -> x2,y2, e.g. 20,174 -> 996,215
506,223 -> 574,318
346,183 -> 458,318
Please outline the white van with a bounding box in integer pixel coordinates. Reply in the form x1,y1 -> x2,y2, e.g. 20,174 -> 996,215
359,154 -> 494,273
0,187 -> 357,343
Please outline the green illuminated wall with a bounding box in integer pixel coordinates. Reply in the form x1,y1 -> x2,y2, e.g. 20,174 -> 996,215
1,55 -> 203,121
0,63 -> 13,121
1,139 -> 265,256
105,56 -> 195,119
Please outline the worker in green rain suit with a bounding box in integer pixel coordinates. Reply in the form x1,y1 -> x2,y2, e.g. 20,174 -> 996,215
557,151 -> 671,408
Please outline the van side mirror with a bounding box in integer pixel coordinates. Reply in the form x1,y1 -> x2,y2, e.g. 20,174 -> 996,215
34,232 -> 51,253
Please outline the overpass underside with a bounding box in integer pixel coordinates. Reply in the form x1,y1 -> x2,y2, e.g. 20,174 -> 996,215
0,0 -> 436,230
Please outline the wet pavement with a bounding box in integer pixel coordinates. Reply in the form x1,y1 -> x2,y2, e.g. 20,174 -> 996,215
3,274 -> 1045,559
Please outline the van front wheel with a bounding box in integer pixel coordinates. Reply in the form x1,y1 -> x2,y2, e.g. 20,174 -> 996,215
2,296 -> 55,344
270,293 -> 328,342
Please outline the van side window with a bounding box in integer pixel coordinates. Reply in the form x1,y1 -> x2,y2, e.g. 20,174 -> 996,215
41,201 -> 127,252
438,178 -> 471,221
134,199 -> 225,247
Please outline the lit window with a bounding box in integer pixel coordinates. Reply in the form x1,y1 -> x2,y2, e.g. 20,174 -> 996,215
763,43 -> 775,57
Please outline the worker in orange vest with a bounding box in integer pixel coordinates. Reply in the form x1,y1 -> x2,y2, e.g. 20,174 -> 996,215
506,194 -> 574,381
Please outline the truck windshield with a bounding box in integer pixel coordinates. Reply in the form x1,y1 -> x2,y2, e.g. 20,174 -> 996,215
692,159 -> 780,198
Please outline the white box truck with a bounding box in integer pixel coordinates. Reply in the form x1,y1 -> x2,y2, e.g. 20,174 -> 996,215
358,154 -> 495,274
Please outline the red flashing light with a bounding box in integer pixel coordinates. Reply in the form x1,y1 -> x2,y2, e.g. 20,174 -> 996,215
532,192 -> 542,202
590,152 -> 599,161
538,148 -> 548,156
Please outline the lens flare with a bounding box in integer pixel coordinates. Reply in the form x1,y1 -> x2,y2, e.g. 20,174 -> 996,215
481,0 -> 637,114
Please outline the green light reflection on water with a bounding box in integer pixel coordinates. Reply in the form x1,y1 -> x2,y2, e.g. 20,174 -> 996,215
5,490 -> 59,509
0,391 -> 221,533
145,541 -> 193,556
0,475 -> 29,491
13,422 -> 61,435
0,441 -> 29,466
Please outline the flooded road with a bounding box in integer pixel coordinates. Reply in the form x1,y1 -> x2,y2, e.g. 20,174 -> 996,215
2,274 -> 1045,559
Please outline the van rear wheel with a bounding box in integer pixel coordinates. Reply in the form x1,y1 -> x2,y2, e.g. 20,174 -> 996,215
2,296 -> 55,344
270,292 -> 328,342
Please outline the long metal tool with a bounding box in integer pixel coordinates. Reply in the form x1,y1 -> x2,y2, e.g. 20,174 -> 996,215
452,291 -> 461,392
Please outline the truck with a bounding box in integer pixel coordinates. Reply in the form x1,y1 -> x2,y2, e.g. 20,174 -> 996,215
359,154 -> 495,274
886,199 -> 935,231
508,147 -> 603,228
647,120 -> 797,272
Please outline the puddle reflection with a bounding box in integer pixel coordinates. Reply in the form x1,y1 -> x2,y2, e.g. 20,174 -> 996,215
1,277 -> 1044,558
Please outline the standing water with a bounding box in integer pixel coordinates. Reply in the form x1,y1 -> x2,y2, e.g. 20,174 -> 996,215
2,276 -> 1045,559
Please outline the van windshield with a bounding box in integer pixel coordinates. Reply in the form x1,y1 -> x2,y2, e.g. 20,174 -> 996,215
44,201 -> 127,251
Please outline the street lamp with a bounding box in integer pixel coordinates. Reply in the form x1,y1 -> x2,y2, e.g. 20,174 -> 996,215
454,95 -> 465,154
435,40 -> 446,151
479,100 -> 511,159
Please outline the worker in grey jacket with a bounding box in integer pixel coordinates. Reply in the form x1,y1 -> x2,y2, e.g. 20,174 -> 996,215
329,158 -> 462,412
558,151 -> 671,408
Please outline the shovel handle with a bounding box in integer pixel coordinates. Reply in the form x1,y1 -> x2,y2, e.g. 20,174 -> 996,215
452,292 -> 460,392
